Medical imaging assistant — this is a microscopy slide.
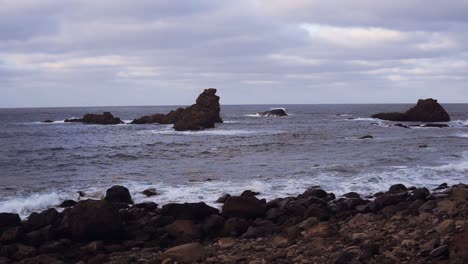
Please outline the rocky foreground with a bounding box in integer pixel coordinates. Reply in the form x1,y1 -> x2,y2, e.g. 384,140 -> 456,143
0,183 -> 467,264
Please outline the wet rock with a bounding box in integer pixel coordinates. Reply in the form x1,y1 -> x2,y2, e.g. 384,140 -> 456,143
388,184 -> 407,193
343,192 -> 361,199
60,200 -> 123,240
104,185 -> 134,204
222,218 -> 250,237
215,194 -> 231,203
240,190 -> 259,197
141,188 -> 158,197
0,227 -> 22,243
451,185 -> 468,200
65,112 -> 123,125
222,196 -> 266,219
0,213 -> 21,228
422,123 -> 449,128
358,135 -> 373,139
42,120 -> 54,123
161,202 -> 219,220
411,187 -> 430,200
58,200 -> 77,208
435,219 -> 455,234
434,183 -> 448,191
257,109 -> 287,117
163,242 -> 206,263
202,215 -> 224,236
370,192 -> 408,211
371,98 -> 450,122
25,225 -> 54,246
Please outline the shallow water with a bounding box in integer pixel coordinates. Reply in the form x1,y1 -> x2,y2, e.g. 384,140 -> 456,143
0,104 -> 467,218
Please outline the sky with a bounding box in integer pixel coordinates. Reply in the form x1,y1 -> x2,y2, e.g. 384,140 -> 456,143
1,0 -> 468,107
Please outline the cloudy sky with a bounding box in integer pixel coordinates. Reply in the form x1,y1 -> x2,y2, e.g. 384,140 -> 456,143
1,0 -> 468,107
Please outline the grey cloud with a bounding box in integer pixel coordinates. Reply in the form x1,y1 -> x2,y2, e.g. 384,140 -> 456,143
0,0 -> 467,107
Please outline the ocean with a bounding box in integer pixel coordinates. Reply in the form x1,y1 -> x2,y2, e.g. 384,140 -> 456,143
0,104 -> 467,218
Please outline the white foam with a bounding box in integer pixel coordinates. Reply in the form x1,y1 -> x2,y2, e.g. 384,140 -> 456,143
0,191 -> 77,219
449,119 -> 468,127
245,114 -> 261,117
150,128 -> 270,136
122,120 -> 133,124
454,133 -> 468,138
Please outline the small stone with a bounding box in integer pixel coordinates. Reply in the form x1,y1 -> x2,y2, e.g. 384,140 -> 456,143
401,239 -> 417,248
435,219 -> 455,234
430,245 -> 448,258
272,236 -> 289,248
163,243 -> 206,263
217,238 -> 236,249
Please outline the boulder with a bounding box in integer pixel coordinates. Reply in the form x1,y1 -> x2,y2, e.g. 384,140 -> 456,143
240,190 -> 259,197
131,88 -> 223,131
0,213 -> 21,228
60,200 -> 123,240
161,202 -> 219,220
371,98 -> 450,122
222,196 -> 266,219
163,243 -> 206,263
24,208 -> 59,232
257,108 -> 288,117
104,185 -> 133,204
65,112 -> 123,125
215,194 -> 231,203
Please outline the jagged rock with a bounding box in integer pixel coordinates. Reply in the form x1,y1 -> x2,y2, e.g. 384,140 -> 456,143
64,112 -> 123,125
60,200 -> 123,240
161,202 -> 219,220
131,88 -> 223,131
104,185 -> 133,204
222,196 -> 266,219
372,98 -> 450,122
257,109 -> 288,117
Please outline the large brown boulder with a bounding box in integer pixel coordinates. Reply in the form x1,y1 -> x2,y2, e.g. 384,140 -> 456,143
59,200 -> 123,240
131,88 -> 223,131
65,112 -> 123,125
372,99 -> 450,122
222,196 -> 266,219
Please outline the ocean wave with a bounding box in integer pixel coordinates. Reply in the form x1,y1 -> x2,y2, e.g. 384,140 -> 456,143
449,119 -> 468,127
454,133 -> 468,138
150,128 -> 269,136
245,113 -> 261,117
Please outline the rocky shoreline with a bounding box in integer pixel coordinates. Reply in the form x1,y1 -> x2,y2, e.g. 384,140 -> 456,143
0,183 -> 467,263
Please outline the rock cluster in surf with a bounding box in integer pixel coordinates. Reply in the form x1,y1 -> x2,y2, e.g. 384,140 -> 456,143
257,108 -> 288,117
0,183 -> 467,263
132,88 -> 223,131
372,98 -> 450,122
64,112 -> 124,125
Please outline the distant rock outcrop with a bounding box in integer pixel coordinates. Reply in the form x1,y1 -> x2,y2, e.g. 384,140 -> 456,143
257,108 -> 287,117
65,112 -> 123,125
372,99 -> 450,122
131,88 -> 223,131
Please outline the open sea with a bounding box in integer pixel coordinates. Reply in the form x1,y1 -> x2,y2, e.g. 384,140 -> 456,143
0,104 -> 467,218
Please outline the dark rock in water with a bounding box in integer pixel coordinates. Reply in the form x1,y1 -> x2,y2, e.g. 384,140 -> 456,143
216,194 -> 231,203
419,144 -> 428,148
394,123 -> 410,129
358,135 -> 373,139
0,213 -> 21,228
104,185 -> 133,204
60,200 -> 123,240
372,98 -> 450,122
141,188 -> 158,197
434,183 -> 448,191
59,200 -> 77,208
65,112 -> 123,125
257,108 -> 288,117
161,202 -> 219,220
222,196 -> 266,219
131,88 -> 223,131
42,120 -> 54,123
173,88 -> 223,131
422,123 -> 449,128
240,190 -> 260,197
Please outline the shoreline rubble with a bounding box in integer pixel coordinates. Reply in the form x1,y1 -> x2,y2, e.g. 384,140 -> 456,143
0,182 -> 467,263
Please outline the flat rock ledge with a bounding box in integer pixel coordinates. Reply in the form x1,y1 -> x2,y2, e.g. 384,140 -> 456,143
0,183 -> 467,263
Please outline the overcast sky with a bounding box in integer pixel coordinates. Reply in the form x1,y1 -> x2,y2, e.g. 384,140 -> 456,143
1,0 -> 468,107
